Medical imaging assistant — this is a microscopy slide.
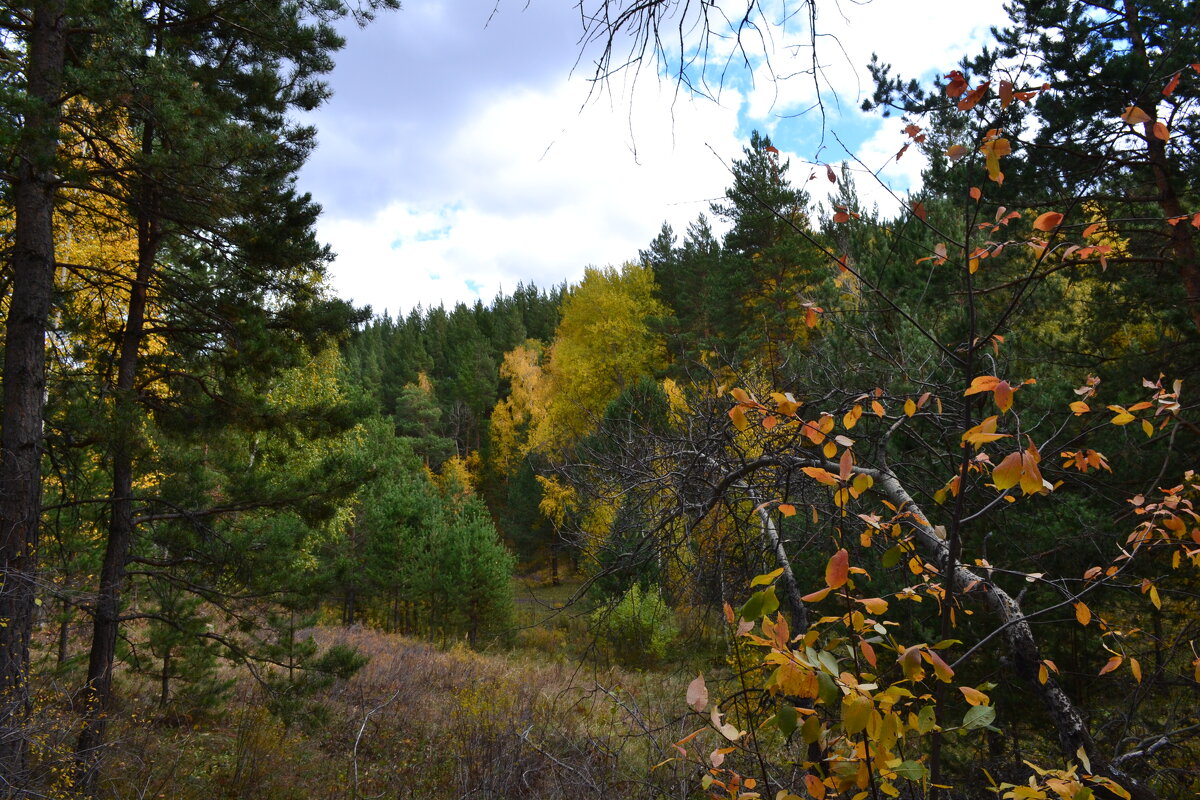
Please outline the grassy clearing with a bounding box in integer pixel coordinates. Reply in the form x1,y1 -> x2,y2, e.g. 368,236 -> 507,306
34,622 -> 706,800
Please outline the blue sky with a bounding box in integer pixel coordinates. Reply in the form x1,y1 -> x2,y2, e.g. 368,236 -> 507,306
297,0 -> 1010,316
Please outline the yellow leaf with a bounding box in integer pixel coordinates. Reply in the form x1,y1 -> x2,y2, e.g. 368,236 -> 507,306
1121,105 -> 1151,125
730,405 -> 749,431
1141,418 -> 1154,438
1149,584 -> 1161,609
1069,401 -> 1090,415
904,398 -> 916,417
980,137 -> 1011,184
992,451 -> 1023,490
1131,657 -> 1142,683
858,597 -> 888,614
1038,663 -> 1049,685
843,693 -> 872,734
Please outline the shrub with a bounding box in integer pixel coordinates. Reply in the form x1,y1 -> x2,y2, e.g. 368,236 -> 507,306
591,583 -> 677,667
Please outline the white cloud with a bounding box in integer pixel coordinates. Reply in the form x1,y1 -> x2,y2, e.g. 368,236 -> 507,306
321,77 -> 747,315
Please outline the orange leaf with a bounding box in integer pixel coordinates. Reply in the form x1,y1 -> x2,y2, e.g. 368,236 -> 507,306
993,380 -> 1014,413
947,144 -> 967,163
960,686 -> 990,706
1020,445 -> 1045,495
999,79 -> 1014,108
1122,106 -> 1151,125
958,80 -> 990,111
1131,657 -> 1142,683
944,70 -> 968,98
969,186 -> 981,201
1163,72 -> 1180,96
911,201 -> 928,221
1033,211 -> 1064,231
964,375 -> 1001,396
802,586 -> 831,603
1153,121 -> 1169,140
839,448 -> 854,482
729,405 -> 749,431
825,548 -> 849,590
1074,602 -> 1091,626
1099,655 -> 1123,676
801,466 -> 839,486
859,639 -> 877,668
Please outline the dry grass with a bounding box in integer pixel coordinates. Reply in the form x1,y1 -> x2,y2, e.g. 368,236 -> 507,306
33,624 -> 706,799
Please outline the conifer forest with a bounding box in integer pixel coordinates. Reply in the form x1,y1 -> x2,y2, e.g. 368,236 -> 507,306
0,1 -> 1198,798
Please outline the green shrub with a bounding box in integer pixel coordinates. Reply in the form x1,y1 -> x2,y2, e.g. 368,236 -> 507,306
591,583 -> 677,668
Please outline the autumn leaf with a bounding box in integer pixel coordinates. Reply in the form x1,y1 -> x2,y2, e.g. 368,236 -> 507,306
1121,105 -> 1151,125
1098,655 -> 1123,676
999,79 -> 1014,107
947,144 -> 967,163
1033,212 -> 1064,231
911,201 -> 928,221
944,70 -> 969,98
958,80 -> 990,110
993,380 -> 1014,413
964,375 -> 1001,395
960,686 -> 990,706
969,186 -> 981,202
980,136 -> 1011,184
1152,121 -> 1169,140
1074,602 -> 1091,626
801,466 -> 839,486
1164,72 -> 1181,96
687,674 -> 709,712
858,597 -> 888,614
826,164 -> 836,183
992,451 -> 1023,490
778,503 -> 797,517
825,548 -> 849,590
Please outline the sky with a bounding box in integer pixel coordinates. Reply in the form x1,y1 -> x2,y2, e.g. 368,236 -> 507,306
296,0 -> 1012,317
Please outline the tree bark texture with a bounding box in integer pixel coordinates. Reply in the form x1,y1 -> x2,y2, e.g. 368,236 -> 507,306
0,1 -> 67,790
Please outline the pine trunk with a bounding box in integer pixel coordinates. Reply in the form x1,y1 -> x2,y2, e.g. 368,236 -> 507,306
0,1 -> 66,789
